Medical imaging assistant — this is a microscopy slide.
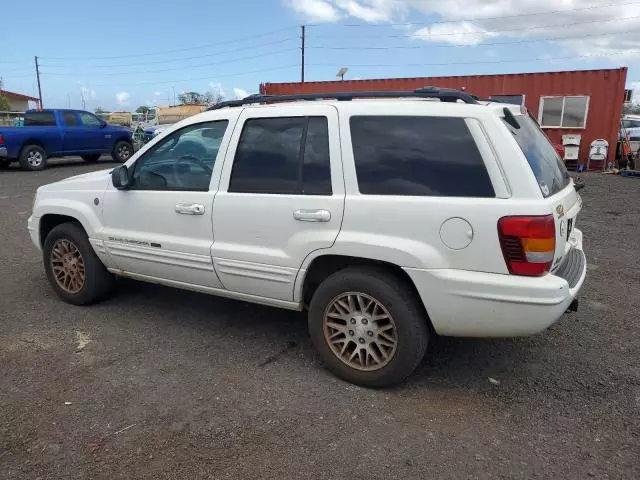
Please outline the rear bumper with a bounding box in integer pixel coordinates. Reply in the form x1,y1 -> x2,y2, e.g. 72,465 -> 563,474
0,146 -> 7,158
405,228 -> 586,337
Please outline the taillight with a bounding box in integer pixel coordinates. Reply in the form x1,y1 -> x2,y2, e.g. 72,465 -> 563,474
0,134 -> 4,145
498,215 -> 555,276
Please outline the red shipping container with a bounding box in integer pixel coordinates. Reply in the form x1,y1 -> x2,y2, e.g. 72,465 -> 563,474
261,68 -> 627,169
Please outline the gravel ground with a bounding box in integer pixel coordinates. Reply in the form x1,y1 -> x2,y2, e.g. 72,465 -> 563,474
1,158 -> 639,479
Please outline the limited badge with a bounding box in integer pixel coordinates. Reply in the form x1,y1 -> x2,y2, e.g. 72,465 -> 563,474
555,204 -> 565,218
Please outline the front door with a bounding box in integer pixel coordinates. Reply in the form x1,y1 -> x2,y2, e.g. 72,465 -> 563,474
211,105 -> 344,301
101,119 -> 232,288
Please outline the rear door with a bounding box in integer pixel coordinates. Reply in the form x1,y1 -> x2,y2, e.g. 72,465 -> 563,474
502,113 -> 582,268
211,105 -> 344,301
59,111 -> 83,152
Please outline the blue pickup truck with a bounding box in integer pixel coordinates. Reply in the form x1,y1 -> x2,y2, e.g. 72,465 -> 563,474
0,109 -> 133,171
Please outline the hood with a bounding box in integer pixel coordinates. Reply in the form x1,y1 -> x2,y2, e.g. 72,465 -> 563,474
39,168 -> 112,192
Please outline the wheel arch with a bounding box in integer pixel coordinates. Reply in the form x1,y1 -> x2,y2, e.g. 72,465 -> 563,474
20,140 -> 48,155
296,254 -> 434,333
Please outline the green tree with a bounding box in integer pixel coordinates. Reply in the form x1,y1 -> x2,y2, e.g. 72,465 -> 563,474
177,91 -> 206,105
94,106 -> 106,115
0,94 -> 10,112
136,105 -> 152,114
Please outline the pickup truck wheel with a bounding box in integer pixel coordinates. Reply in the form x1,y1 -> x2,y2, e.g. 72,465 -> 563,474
19,145 -> 47,171
43,222 -> 115,305
111,141 -> 133,163
308,267 -> 429,387
81,154 -> 101,162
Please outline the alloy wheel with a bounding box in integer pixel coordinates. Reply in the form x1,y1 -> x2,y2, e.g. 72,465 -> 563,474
50,239 -> 86,294
323,292 -> 398,371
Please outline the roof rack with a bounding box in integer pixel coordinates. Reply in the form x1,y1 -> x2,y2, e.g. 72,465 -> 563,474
207,86 -> 479,110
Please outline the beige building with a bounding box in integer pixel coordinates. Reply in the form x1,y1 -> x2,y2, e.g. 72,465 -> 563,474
0,89 -> 40,112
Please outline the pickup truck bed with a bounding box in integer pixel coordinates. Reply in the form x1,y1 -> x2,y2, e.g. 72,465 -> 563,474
0,109 -> 133,170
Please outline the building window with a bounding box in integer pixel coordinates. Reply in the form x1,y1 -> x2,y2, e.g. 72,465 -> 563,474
490,94 -> 525,106
539,96 -> 589,129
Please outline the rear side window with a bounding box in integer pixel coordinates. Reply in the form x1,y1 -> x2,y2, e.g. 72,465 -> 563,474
229,116 -> 332,195
504,115 -> 570,198
24,111 -> 56,126
62,112 -> 79,126
349,116 -> 494,197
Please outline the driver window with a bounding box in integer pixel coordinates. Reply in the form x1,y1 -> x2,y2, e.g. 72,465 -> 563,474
131,120 -> 228,191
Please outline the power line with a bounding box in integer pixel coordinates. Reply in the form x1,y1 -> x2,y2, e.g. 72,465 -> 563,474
310,14 -> 640,39
41,37 -> 297,69
41,49 -> 298,77
86,64 -> 299,87
309,49 -> 640,68
309,1 -> 640,28
41,26 -> 298,60
308,29 -> 640,51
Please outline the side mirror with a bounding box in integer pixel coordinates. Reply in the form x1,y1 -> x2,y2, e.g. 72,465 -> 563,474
100,121 -> 107,128
112,165 -> 131,190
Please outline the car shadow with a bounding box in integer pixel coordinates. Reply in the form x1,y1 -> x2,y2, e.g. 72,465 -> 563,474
104,278 -> 537,390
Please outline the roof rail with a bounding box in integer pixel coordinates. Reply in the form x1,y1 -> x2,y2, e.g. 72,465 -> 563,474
207,86 -> 479,110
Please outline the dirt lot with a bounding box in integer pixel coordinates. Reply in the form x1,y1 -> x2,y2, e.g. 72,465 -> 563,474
1,158 -> 639,479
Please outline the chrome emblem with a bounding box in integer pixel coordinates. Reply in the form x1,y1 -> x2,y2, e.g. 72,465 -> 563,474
555,204 -> 565,218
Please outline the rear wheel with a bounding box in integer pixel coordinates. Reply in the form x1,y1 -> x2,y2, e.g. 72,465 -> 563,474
43,222 -> 115,305
111,140 -> 133,163
19,145 -> 47,171
308,267 -> 429,387
81,154 -> 101,162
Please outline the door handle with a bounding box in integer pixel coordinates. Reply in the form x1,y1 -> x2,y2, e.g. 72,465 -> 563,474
175,203 -> 205,215
293,209 -> 331,222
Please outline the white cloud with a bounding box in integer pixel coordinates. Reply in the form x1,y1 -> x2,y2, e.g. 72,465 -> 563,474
412,21 -> 497,46
115,92 -> 131,107
153,91 -> 162,96
334,0 -> 405,22
209,82 -> 225,98
233,88 -> 249,99
285,0 -> 640,57
287,0 -> 341,22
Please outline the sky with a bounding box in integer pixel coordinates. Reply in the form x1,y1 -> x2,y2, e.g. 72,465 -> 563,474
2,0 -> 640,111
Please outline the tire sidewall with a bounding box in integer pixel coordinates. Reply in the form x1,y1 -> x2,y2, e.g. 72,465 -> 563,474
20,145 -> 47,171
42,223 -> 106,305
112,141 -> 133,163
308,269 -> 428,387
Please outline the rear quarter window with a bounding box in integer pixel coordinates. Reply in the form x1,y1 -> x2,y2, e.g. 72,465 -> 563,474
349,116 -> 494,197
504,115 -> 571,197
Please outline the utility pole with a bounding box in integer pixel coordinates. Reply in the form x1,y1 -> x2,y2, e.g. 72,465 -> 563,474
34,56 -> 43,109
172,86 -> 176,105
300,25 -> 306,83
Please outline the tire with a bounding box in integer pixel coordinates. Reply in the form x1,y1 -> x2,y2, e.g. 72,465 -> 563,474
42,222 -> 115,305
111,140 -> 133,163
81,154 -> 101,162
308,267 -> 429,388
19,145 -> 47,171
0,158 -> 11,169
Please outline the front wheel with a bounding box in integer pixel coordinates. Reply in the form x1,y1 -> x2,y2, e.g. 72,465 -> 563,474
308,267 -> 429,387
43,222 -> 115,305
19,145 -> 47,171
111,140 -> 133,163
81,154 -> 101,162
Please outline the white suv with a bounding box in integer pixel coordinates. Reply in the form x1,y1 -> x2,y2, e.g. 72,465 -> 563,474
27,88 -> 586,387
